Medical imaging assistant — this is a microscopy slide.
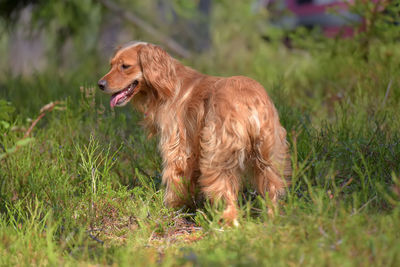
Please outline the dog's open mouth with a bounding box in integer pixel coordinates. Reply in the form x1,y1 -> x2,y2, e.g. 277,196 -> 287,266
110,80 -> 139,108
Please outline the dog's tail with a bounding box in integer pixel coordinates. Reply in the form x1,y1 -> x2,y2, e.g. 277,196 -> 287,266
250,111 -> 291,201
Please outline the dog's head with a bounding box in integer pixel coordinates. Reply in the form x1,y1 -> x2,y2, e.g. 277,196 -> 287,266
98,42 -> 177,108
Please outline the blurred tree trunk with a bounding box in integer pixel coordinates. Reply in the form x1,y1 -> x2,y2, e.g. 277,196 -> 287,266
196,0 -> 212,52
8,6 -> 47,76
157,0 -> 212,53
99,0 -> 191,58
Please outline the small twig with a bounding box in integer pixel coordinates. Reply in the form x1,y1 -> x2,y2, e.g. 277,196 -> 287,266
173,212 -> 197,220
250,207 -> 263,213
352,196 -> 377,216
88,232 -> 104,245
24,101 -> 61,138
364,120 -> 381,150
148,229 -> 156,243
382,79 -> 392,108
318,226 -> 329,238
24,113 -> 46,139
340,177 -> 353,190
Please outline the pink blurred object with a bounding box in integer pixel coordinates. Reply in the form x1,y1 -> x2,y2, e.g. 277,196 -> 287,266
262,0 -> 382,37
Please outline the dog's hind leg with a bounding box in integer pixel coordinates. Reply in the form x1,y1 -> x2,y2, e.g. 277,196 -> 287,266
199,166 -> 241,226
198,118 -> 247,226
252,124 -> 291,215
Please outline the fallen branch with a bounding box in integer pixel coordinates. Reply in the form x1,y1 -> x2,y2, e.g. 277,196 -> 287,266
24,101 -> 62,138
98,0 -> 191,58
0,101 -> 64,161
87,231 -> 105,245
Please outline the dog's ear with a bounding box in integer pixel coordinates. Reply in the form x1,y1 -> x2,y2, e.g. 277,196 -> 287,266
138,44 -> 177,98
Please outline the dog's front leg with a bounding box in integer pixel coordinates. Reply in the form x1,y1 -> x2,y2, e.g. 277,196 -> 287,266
160,132 -> 192,208
162,162 -> 191,208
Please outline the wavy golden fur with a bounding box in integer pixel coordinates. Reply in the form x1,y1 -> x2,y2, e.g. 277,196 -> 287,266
98,42 -> 291,225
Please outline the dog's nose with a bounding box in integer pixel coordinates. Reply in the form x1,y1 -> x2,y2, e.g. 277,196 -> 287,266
98,79 -> 107,91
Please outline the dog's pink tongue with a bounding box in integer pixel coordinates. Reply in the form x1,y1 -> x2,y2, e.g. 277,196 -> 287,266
110,92 -> 125,108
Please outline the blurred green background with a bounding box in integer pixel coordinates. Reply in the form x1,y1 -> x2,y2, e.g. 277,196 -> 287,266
0,0 -> 399,116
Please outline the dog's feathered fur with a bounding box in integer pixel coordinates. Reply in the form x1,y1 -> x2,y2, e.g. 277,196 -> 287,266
99,42 -> 291,224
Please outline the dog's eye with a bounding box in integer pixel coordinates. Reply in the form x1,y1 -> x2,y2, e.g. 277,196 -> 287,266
122,64 -> 131,70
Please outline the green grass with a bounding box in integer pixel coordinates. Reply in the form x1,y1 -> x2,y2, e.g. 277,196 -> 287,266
1,32 -> 400,266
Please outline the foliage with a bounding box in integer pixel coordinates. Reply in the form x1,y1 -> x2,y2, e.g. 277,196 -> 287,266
0,99 -> 15,129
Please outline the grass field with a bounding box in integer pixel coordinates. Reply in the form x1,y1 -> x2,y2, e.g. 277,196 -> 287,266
1,23 -> 400,265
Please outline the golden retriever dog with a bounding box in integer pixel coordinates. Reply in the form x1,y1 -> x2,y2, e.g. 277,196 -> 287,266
98,41 -> 291,225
